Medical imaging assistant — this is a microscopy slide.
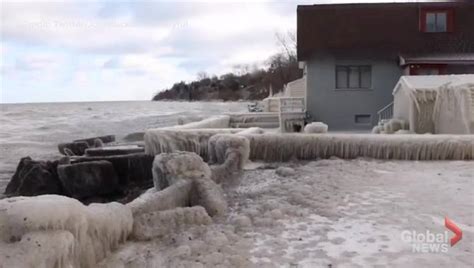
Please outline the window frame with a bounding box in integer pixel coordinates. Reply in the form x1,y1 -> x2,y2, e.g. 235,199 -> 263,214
420,8 -> 454,33
335,65 -> 372,90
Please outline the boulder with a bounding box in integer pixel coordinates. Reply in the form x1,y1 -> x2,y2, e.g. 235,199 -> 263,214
58,141 -> 89,156
73,135 -> 115,147
4,157 -> 63,196
85,145 -> 144,157
152,152 -> 211,191
57,160 -> 119,199
72,153 -> 154,187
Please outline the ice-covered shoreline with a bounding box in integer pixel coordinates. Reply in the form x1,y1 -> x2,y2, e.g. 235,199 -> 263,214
99,159 -> 473,267
1,101 -> 473,267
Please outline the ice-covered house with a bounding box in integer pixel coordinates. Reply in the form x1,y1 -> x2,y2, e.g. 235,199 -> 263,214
392,74 -> 474,134
297,1 -> 474,130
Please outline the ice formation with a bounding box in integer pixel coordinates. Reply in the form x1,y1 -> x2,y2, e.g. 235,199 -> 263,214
190,178 -> 228,217
208,134 -> 250,183
152,152 -> 212,190
0,195 -> 133,267
132,206 -> 211,240
382,119 -> 409,134
144,128 -> 244,160
243,133 -> 474,161
126,179 -> 193,216
304,122 -> 328,133
237,127 -> 265,135
432,83 -> 474,134
171,115 -> 230,129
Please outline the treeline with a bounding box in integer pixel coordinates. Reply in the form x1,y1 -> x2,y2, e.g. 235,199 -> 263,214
152,32 -> 303,101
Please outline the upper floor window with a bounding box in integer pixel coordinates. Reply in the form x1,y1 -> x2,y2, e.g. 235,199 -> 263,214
336,65 -> 371,89
420,9 -> 454,33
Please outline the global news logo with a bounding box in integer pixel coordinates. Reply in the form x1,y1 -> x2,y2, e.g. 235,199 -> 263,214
401,217 -> 462,253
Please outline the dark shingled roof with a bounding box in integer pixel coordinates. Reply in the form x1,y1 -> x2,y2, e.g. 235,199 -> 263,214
297,1 -> 474,61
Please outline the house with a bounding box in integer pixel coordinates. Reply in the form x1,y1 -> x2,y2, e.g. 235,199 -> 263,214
392,74 -> 474,134
297,1 -> 474,130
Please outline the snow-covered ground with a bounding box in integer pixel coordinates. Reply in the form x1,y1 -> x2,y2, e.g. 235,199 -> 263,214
100,158 -> 474,267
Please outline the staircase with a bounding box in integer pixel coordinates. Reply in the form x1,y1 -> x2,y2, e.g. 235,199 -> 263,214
377,101 -> 394,125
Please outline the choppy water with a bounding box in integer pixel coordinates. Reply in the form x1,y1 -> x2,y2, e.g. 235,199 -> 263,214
0,101 -> 247,192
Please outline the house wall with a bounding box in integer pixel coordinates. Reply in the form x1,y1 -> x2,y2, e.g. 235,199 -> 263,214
306,52 -> 402,130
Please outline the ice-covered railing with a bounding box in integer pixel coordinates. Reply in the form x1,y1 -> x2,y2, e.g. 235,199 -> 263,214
145,130 -> 474,161
244,134 -> 474,161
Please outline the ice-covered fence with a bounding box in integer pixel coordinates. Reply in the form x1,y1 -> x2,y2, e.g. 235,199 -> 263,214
244,134 -> 474,161
144,128 -> 245,160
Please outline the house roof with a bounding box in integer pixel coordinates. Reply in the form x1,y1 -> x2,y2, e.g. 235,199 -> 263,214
399,53 -> 474,65
393,74 -> 474,94
297,1 -> 474,61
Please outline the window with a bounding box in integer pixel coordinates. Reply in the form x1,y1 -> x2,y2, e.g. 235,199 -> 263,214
420,9 -> 453,33
336,65 -> 371,89
355,114 -> 371,124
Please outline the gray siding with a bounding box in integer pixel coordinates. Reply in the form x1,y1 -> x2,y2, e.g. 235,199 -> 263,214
306,53 -> 402,130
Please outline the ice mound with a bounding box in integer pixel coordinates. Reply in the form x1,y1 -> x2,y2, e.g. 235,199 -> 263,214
132,206 -> 212,240
304,122 -> 328,133
152,151 -> 212,190
0,195 -> 133,267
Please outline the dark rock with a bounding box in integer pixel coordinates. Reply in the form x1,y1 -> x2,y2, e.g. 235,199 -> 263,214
58,141 -> 89,156
72,153 -> 154,187
4,157 -> 63,196
85,145 -> 144,157
57,160 -> 119,199
74,135 -> 115,147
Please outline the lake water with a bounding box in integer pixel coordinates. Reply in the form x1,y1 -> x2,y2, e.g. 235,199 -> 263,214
0,101 -> 248,192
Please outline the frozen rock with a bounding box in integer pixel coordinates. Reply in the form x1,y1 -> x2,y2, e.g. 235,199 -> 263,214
57,160 -> 119,199
85,145 -> 144,157
74,135 -> 115,147
132,206 -> 211,240
73,153 -> 154,187
304,122 -> 328,133
275,166 -> 296,177
4,157 -> 62,197
58,141 -> 89,156
127,179 -> 194,216
152,151 -> 211,191
190,178 -> 227,217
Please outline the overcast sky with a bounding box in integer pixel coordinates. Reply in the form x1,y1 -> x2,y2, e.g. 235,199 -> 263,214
0,0 -> 443,103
